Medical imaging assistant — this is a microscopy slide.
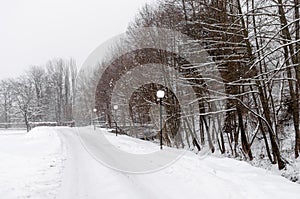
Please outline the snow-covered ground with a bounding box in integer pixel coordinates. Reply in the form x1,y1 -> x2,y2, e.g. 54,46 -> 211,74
1,126 -> 300,199
0,127 -> 65,199
249,124 -> 300,183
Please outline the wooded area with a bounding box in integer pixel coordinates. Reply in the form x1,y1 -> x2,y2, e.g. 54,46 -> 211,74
89,0 -> 300,170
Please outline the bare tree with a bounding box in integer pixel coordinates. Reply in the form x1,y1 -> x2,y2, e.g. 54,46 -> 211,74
10,77 -> 36,132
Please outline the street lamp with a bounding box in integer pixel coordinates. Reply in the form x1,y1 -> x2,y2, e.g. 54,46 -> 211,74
93,108 -> 97,130
156,90 -> 165,150
113,105 -> 118,136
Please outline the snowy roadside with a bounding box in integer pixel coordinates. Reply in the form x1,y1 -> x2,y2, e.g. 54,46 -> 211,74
0,127 -> 65,199
104,128 -> 300,184
245,125 -> 300,183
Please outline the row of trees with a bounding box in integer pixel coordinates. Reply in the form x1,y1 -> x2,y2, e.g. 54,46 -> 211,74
88,0 -> 299,170
0,58 -> 77,131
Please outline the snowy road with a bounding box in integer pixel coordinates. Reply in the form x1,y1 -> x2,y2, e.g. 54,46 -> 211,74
57,128 -> 153,199
56,127 -> 191,199
1,127 -> 300,199
55,127 -> 300,199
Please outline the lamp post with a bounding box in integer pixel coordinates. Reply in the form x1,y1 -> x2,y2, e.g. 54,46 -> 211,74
93,108 -> 97,130
156,90 -> 165,150
113,105 -> 118,136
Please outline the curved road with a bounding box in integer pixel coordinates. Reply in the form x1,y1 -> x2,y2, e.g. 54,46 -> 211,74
55,127 -> 300,199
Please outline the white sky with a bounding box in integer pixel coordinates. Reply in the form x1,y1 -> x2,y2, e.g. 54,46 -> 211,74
0,0 -> 152,80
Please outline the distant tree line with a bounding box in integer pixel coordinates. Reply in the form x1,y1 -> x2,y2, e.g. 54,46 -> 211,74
0,58 -> 77,132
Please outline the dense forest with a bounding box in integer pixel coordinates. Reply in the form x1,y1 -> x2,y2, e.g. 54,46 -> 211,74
1,0 -> 300,179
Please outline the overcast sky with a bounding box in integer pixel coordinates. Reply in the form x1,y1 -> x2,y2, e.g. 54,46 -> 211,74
0,0 -> 152,80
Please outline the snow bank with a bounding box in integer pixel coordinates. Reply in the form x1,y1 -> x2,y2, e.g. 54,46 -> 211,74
103,129 -> 160,154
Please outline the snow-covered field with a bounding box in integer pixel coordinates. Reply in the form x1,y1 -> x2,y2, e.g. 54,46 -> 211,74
0,128 -> 65,198
0,127 -> 300,199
